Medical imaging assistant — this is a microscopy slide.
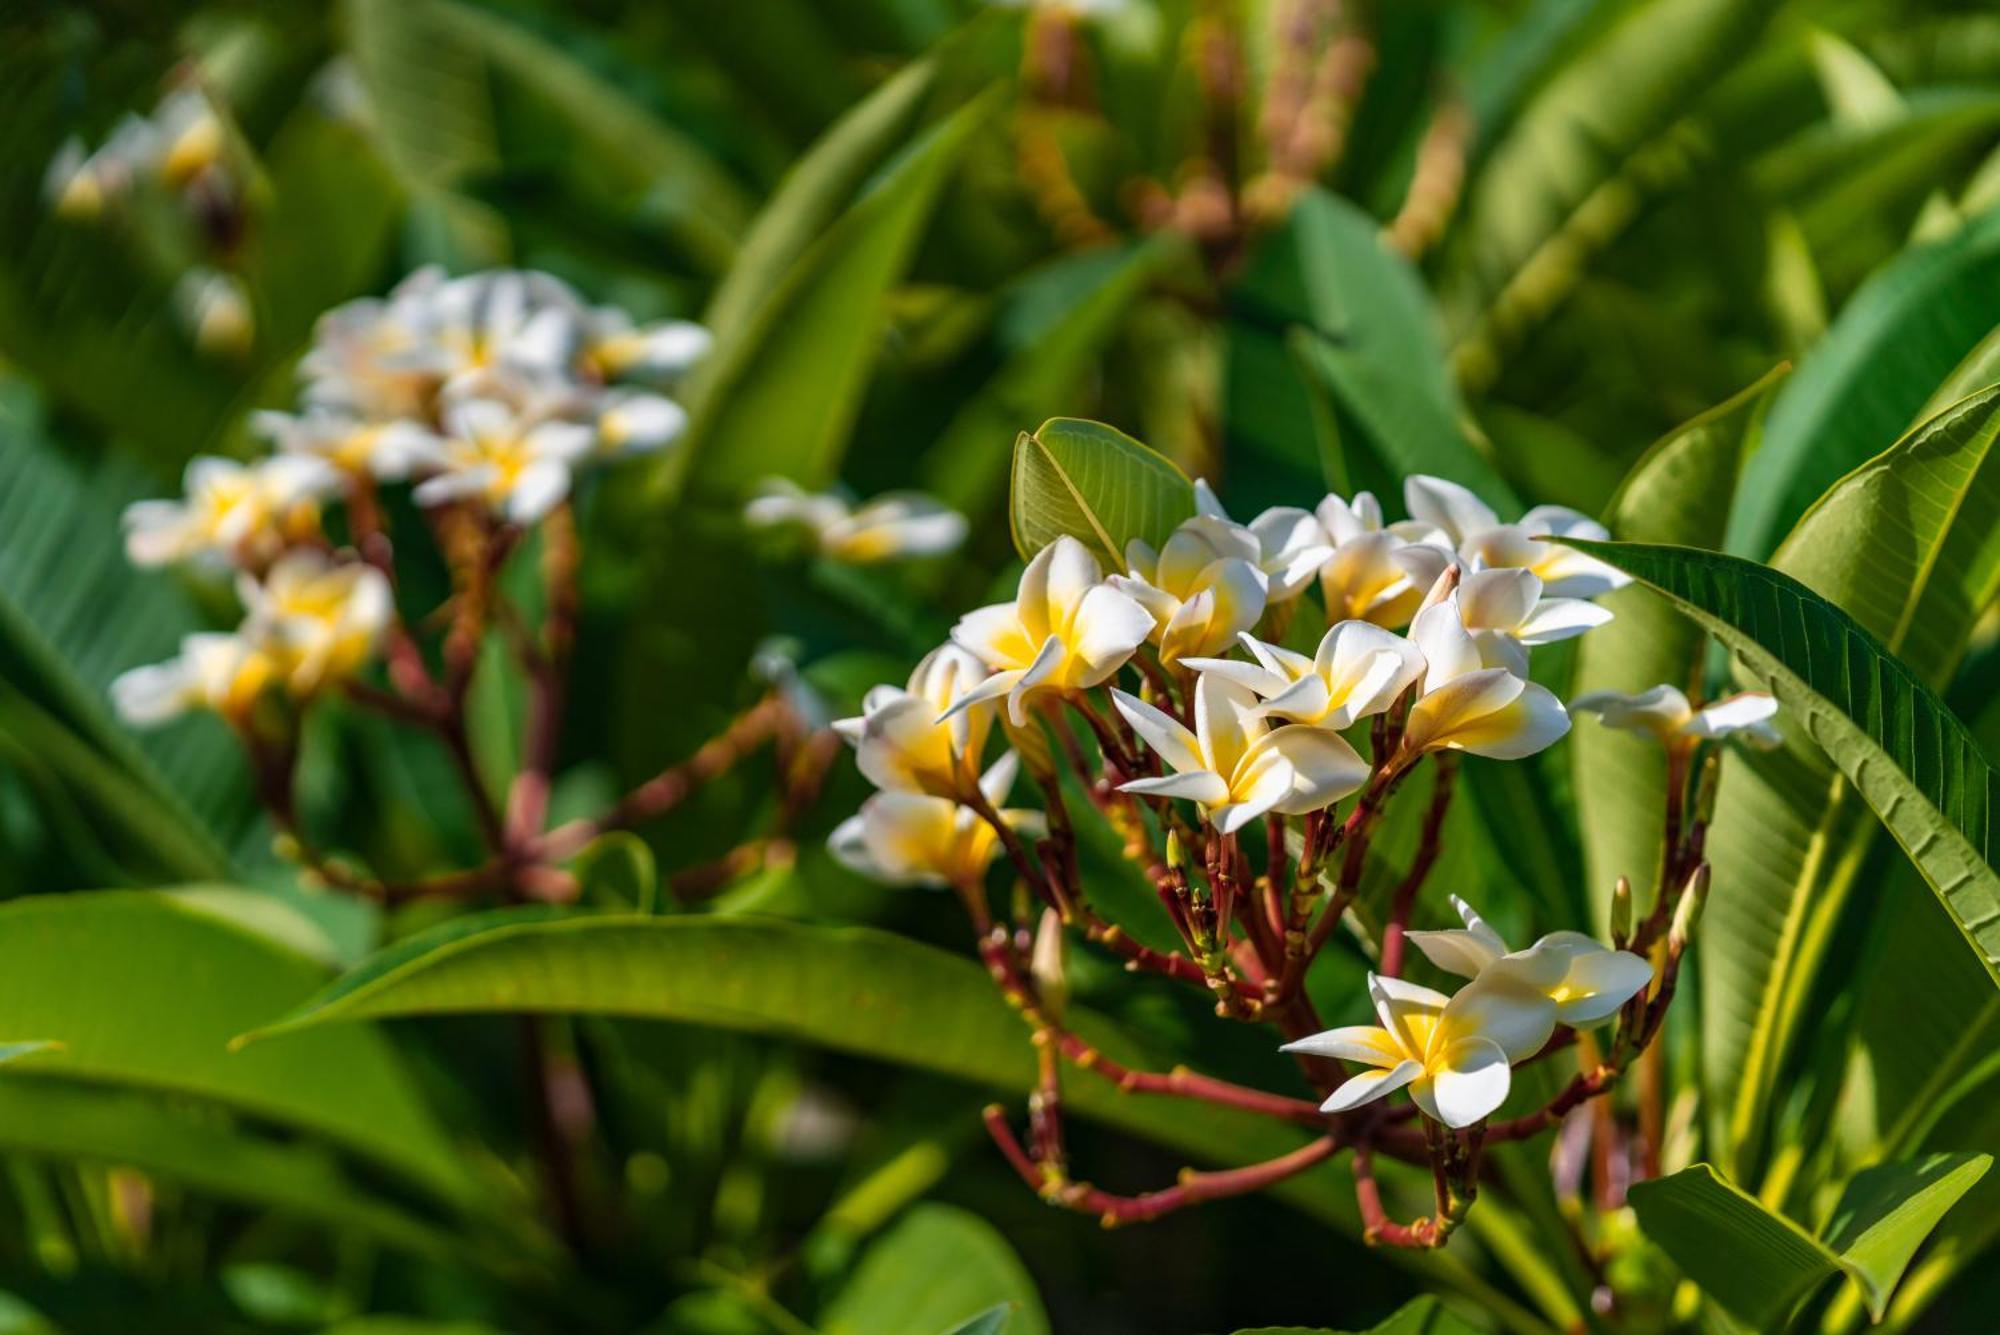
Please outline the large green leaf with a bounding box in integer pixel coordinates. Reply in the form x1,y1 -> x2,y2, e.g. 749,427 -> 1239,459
1563,539 -> 2000,991
241,910 -> 1543,1326
0,1078 -> 464,1261
0,892 -> 474,1211
1239,189 -> 1515,513
667,88 -> 994,498
1725,205 -> 2000,559
1009,417 -> 1195,568
820,1203 -> 1048,1335
1675,386 -> 2000,1164
1568,367 -> 1783,931
1629,1156 -> 1990,1326
1444,0 -> 1778,365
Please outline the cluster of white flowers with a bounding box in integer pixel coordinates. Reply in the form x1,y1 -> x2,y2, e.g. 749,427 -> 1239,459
46,87 -> 232,221
827,469 -> 1777,1129
111,267 -> 709,726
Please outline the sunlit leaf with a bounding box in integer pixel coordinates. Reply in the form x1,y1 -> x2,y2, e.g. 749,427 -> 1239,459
1009,417 -> 1194,568
820,1203 -> 1048,1335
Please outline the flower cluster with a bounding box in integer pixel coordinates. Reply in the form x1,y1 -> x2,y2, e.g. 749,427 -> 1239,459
825,467 -> 1777,1239
111,267 -> 708,727
46,86 -> 233,222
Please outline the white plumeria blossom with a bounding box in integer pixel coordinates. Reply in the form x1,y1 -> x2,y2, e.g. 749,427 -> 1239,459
252,408 -> 441,481
1111,674 -> 1369,834
1570,685 -> 1781,749
173,268 -> 253,358
1400,593 -> 1570,760
300,270 -> 461,422
946,536 -> 1154,725
1191,480 -> 1333,602
828,753 -> 1046,888
1111,520 -> 1268,665
595,389 -> 688,458
122,454 -> 338,569
1451,568 -> 1613,677
111,631 -> 267,726
745,480 -> 968,564
1402,475 -> 1630,600
1313,491 -> 1453,629
1281,973 -> 1548,1128
833,643 -> 995,798
411,393 -> 598,525
236,552 -> 394,697
1408,895 -> 1654,1031
1185,622 -> 1424,729
151,87 -> 228,189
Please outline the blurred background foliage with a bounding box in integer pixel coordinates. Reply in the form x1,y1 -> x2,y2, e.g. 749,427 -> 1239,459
4,0 -> 2000,1331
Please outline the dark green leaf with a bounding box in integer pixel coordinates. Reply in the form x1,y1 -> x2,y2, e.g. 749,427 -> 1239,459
820,1204 -> 1047,1335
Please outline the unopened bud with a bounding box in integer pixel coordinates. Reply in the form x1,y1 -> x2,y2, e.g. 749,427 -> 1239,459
1669,865 -> 1709,952
1692,752 -> 1721,825
1610,877 -> 1632,944
1416,563 -> 1462,617
1031,908 -> 1068,1022
1165,829 -> 1185,871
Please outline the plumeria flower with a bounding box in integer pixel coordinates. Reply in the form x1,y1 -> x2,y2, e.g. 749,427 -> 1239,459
1110,674 -> 1369,834
828,753 -> 1046,888
1313,491 -> 1453,629
112,630 -> 274,727
595,389 -> 689,458
946,536 -> 1154,724
1281,973 -> 1549,1128
744,480 -> 968,564
1110,520 -> 1268,665
1191,481 -> 1333,602
1403,475 -> 1629,599
237,553 -> 394,697
1408,895 -> 1654,1031
301,273 -> 458,422
173,269 -> 253,359
412,392 -> 598,524
1451,568 -> 1613,677
122,454 -> 338,569
1185,622 -> 1424,729
1399,593 -> 1570,760
834,643 -> 996,799
424,269 -> 596,389
1570,685 -> 1781,750
252,408 -> 441,481
532,304 -> 713,386
151,87 -> 228,190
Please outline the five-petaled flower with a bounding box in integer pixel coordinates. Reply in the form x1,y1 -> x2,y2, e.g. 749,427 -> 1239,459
1111,520 -> 1269,665
1408,895 -> 1653,1033
1570,685 -> 1781,750
1311,490 -> 1452,628
411,390 -> 599,525
946,536 -> 1155,724
1191,481 -> 1334,603
745,480 -> 968,564
1111,674 -> 1370,834
828,754 -> 1046,888
1184,622 -> 1425,730
1399,593 -> 1571,760
834,643 -> 996,799
1400,475 -> 1630,599
122,454 -> 338,570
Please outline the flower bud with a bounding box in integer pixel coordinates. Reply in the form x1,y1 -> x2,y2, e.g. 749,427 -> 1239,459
1610,876 -> 1632,944
1165,828 -> 1185,872
1669,864 -> 1709,953
1031,908 -> 1068,1022
1414,562 -> 1462,618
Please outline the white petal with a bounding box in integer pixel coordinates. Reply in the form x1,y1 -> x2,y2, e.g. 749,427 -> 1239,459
1553,947 -> 1655,1027
1120,771 -> 1234,805
1111,688 -> 1204,775
1688,692 -> 1780,739
1239,724 -> 1370,815
1405,928 -> 1503,980
1280,1025 -> 1403,1066
939,668 -> 1024,722
1411,599 -> 1483,690
1318,1060 -> 1424,1115
1514,597 -> 1614,645
1425,1036 -> 1513,1128
1441,978 -> 1557,1063
1070,584 -> 1155,683
1403,475 -> 1498,546
1458,568 -> 1542,632
504,459 -> 572,524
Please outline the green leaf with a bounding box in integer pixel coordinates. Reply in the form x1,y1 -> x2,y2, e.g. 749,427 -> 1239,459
438,2 -> 754,276
0,1044 -> 58,1065
1568,367 -> 1785,931
940,1308 -> 1012,1335
1239,188 -> 1515,513
1444,0 -> 1777,372
700,57 -> 939,348
0,891 -> 475,1210
573,831 -> 660,913
1683,385 -> 2000,1163
1629,1157 -> 1990,1326
1009,417 -> 1195,568
0,1078 -> 464,1260
1726,205 -> 2000,559
820,1203 -> 1048,1335
1230,1295 -> 1483,1335
919,238 -> 1184,517
666,88 -> 995,499
1561,539 -> 2000,992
